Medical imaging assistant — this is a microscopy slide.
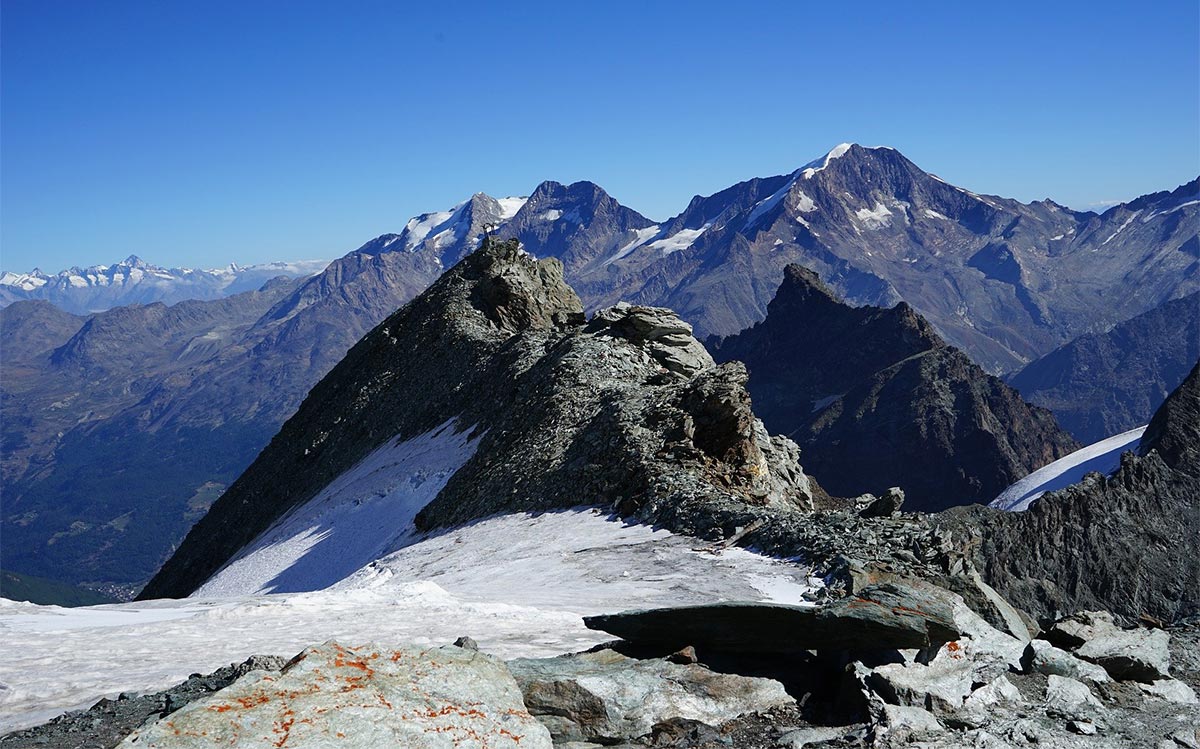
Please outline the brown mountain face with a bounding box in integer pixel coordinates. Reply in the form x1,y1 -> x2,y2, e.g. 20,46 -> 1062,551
708,265 -> 1079,511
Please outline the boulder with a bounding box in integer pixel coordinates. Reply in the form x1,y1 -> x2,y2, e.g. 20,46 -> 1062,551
118,641 -> 551,748
777,726 -> 847,748
1139,678 -> 1199,704
951,675 -> 1023,729
1075,627 -> 1171,682
859,488 -> 905,518
1046,610 -> 1119,650
865,655 -> 975,716
1044,674 -> 1104,721
877,704 -> 944,734
584,582 -> 960,654
506,649 -> 791,744
1023,639 -> 1111,683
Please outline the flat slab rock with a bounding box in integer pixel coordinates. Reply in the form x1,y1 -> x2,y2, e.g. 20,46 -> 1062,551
508,648 -> 791,743
117,641 -> 550,748
584,582 -> 960,653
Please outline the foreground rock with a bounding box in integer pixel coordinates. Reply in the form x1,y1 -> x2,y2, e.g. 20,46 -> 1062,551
0,656 -> 288,749
584,582 -> 960,654
116,641 -> 550,748
947,361 -> 1200,624
508,649 -> 791,743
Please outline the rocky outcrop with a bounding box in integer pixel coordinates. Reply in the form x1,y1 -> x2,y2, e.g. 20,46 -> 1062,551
116,642 -> 551,748
140,239 -> 818,599
508,649 -> 791,744
584,582 -> 961,653
708,265 -> 1078,511
1010,291 -> 1200,443
946,362 -> 1200,624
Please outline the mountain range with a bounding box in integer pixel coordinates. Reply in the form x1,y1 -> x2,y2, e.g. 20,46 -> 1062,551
2,143 -> 1196,594
0,255 -> 331,315
1009,291 -> 1200,442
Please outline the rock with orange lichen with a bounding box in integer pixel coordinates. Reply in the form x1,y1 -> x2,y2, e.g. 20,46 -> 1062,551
116,640 -> 551,748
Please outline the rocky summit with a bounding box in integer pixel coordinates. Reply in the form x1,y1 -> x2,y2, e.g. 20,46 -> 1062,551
140,238 -> 818,599
708,264 -> 1078,511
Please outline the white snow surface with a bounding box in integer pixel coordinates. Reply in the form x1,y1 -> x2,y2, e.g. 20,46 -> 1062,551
196,419 -> 482,597
855,201 -> 894,229
802,143 -> 854,178
496,196 -> 528,219
0,508 -> 822,732
647,224 -> 711,255
989,426 -> 1146,511
605,225 -> 662,265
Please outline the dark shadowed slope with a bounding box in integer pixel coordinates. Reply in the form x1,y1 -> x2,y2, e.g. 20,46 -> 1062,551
709,266 -> 1078,511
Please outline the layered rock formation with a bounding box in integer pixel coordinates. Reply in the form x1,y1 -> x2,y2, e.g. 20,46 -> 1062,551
708,265 -> 1078,511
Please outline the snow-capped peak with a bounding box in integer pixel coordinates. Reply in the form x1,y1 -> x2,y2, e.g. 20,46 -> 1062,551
801,143 -> 855,179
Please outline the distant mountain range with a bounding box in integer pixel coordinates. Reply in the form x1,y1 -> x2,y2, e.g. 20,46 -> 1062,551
0,255 -> 331,314
1009,292 -> 1200,443
2,144 -> 1195,593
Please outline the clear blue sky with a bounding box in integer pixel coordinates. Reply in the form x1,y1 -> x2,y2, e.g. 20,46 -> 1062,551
3,0 -> 1197,272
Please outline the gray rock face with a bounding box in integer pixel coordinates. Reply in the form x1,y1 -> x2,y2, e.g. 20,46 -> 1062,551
1074,627 -> 1171,682
584,582 -> 961,654
943,363 -> 1200,624
507,649 -> 791,744
117,641 -> 551,749
1023,639 -> 1111,683
141,238 -> 817,599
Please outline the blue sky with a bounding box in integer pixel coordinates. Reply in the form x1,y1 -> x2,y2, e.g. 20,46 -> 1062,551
3,0 -> 1197,272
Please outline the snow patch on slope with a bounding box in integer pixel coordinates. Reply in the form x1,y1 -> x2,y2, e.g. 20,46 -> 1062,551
605,226 -> 662,265
647,224 -> 711,255
196,419 -> 481,597
496,196 -> 528,220
989,426 -> 1146,511
855,201 -> 894,229
0,509 -> 822,731
745,175 -> 800,229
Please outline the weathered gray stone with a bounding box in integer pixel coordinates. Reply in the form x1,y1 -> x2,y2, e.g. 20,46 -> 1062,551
1139,678 -> 1199,704
1075,626 -> 1171,682
866,655 -> 975,716
1047,610 -> 1119,650
878,704 -> 944,734
1044,674 -> 1104,721
507,649 -> 790,744
1023,639 -> 1111,683
859,488 -> 905,518
118,641 -> 551,748
953,675 -> 1022,728
584,581 -> 961,654
776,726 -> 846,748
